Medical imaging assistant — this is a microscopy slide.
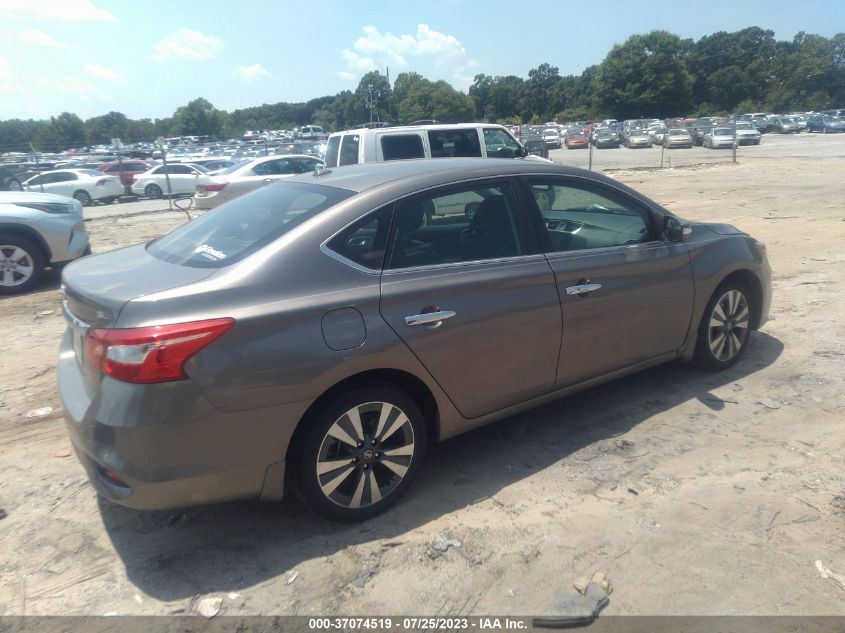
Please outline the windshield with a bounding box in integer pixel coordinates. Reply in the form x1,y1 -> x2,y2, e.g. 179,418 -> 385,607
147,182 -> 355,268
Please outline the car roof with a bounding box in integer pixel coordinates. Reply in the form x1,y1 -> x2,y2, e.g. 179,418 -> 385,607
285,158 -> 614,194
330,123 -> 506,137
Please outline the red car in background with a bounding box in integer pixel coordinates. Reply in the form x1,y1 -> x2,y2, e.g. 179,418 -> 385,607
564,132 -> 590,149
97,160 -> 152,194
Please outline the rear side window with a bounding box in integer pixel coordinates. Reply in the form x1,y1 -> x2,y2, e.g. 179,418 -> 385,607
380,134 -> 424,161
326,206 -> 393,270
339,135 -> 360,166
325,136 -> 340,167
147,182 -> 355,268
427,129 -> 482,158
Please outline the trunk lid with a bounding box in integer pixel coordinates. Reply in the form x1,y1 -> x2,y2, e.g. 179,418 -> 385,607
60,243 -> 217,382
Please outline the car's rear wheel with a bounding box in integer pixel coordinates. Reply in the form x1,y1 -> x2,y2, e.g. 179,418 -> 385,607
145,184 -> 163,199
295,384 -> 427,521
6,178 -> 22,191
695,282 -> 753,370
73,190 -> 92,207
0,236 -> 44,295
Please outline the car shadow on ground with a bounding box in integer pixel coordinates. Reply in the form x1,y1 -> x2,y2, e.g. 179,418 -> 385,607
99,331 -> 783,601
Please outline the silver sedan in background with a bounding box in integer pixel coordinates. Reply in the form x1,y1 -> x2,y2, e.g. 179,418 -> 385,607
0,191 -> 90,294
194,154 -> 324,209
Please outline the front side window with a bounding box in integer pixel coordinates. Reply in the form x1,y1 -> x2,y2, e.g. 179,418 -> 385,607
148,182 -> 355,268
427,129 -> 482,158
483,128 -> 521,158
339,134 -> 360,166
527,179 -> 654,252
380,134 -> 424,161
387,182 -> 524,269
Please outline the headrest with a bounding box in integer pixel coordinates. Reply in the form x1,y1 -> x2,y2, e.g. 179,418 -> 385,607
470,196 -> 512,234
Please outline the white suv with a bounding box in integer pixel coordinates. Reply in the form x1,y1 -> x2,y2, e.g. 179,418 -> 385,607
323,123 -> 551,168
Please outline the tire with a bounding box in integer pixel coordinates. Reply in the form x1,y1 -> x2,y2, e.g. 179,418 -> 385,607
0,235 -> 45,295
694,281 -> 753,370
6,178 -> 22,191
294,383 -> 427,521
73,190 -> 92,207
145,184 -> 163,199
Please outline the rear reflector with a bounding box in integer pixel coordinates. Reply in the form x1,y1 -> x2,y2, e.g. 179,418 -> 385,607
85,318 -> 235,383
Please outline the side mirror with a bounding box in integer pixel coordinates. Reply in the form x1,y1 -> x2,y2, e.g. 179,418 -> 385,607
665,216 -> 692,242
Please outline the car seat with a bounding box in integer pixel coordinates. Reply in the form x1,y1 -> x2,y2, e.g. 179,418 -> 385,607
391,200 -> 441,268
459,196 -> 519,261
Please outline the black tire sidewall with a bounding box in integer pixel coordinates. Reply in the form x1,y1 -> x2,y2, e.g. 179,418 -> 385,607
0,235 -> 45,295
295,384 -> 427,522
695,281 -> 753,370
74,190 -> 92,206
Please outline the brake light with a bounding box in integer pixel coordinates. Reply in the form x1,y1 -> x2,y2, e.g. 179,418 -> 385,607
96,178 -> 109,186
198,182 -> 227,192
84,318 -> 235,383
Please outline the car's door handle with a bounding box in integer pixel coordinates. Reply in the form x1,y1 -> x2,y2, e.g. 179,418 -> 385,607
565,282 -> 602,296
263,178 -> 275,182
404,310 -> 456,327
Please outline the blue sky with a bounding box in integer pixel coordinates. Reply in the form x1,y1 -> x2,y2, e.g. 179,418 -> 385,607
0,0 -> 842,121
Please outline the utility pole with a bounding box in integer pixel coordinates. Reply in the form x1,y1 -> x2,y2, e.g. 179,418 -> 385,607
366,83 -> 379,126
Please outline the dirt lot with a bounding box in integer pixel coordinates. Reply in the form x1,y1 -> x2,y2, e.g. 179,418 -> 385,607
1,151 -> 844,618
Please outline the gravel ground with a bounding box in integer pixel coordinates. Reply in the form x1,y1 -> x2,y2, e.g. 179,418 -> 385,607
0,147 -> 843,618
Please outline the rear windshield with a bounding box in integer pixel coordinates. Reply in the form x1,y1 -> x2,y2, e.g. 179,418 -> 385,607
147,182 -> 355,268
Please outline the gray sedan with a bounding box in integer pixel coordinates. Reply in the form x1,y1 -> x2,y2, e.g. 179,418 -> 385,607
58,159 -> 771,521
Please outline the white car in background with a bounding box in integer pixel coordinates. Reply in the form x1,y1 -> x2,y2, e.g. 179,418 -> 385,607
22,169 -> 123,206
194,154 -> 324,210
130,163 -> 210,199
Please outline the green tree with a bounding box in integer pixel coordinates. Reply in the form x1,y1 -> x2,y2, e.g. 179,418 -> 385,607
170,98 -> 226,137
593,30 -> 694,119
527,63 -> 561,120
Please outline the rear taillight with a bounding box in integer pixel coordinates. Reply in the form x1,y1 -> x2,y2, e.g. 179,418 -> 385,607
95,178 -> 108,186
197,182 -> 227,192
84,318 -> 234,383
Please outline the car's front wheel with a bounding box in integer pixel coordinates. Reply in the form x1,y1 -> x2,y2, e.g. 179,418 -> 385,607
0,235 -> 45,295
695,282 -> 753,369
295,384 -> 427,521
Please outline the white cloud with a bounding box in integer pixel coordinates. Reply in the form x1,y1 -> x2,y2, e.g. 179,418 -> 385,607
339,24 -> 477,87
153,28 -> 223,62
336,71 -> 356,81
0,0 -> 117,22
17,29 -> 68,47
0,56 -> 14,81
36,75 -> 107,100
234,63 -> 270,82
84,63 -> 122,82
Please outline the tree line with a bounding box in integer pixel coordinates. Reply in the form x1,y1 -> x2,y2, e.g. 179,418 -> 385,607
1,27 -> 843,152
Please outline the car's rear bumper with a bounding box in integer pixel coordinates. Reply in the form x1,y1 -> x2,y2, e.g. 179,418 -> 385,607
57,329 -> 308,510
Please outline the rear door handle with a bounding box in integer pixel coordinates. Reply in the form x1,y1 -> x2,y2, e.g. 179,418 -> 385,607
404,310 -> 456,327
565,283 -> 602,296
